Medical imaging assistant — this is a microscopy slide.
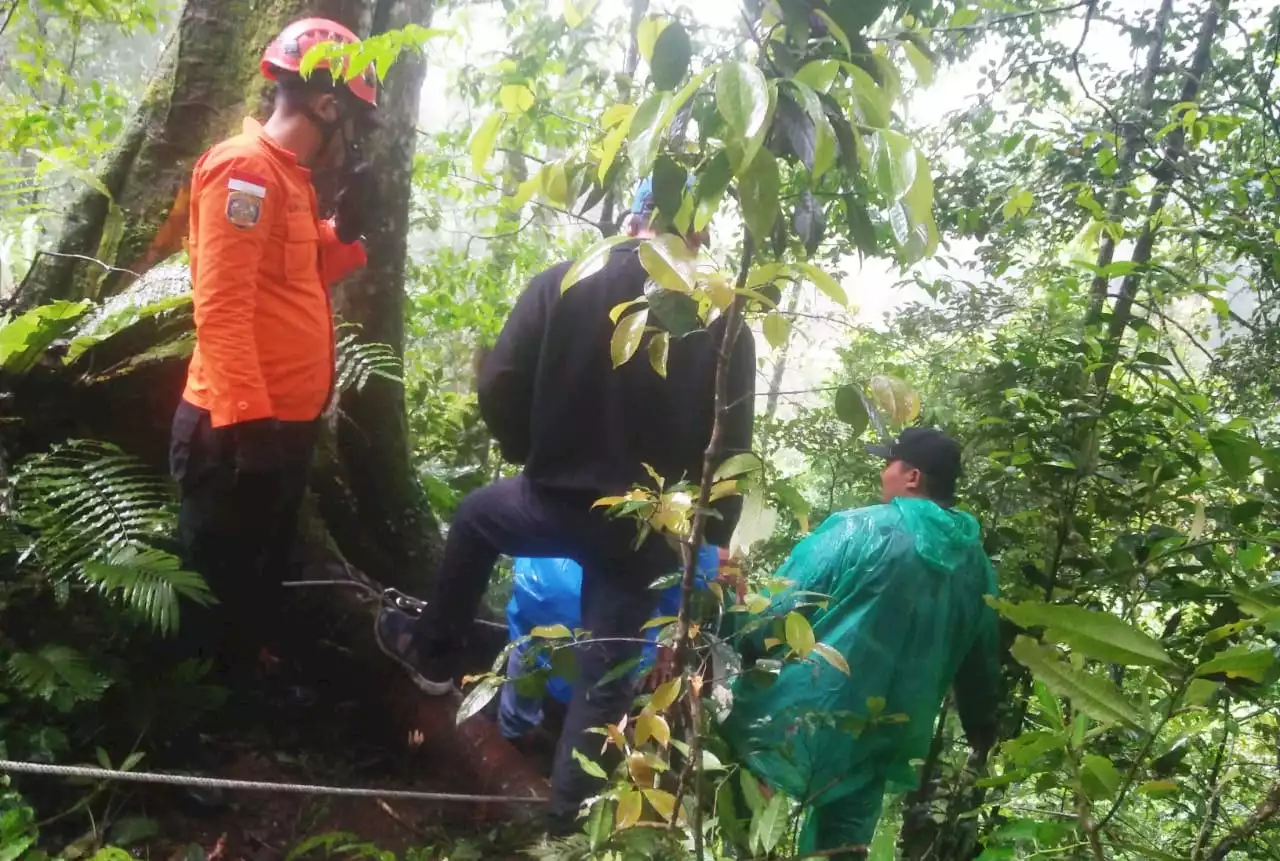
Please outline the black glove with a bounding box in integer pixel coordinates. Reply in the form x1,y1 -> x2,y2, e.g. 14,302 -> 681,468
334,161 -> 374,244
225,418 -> 283,474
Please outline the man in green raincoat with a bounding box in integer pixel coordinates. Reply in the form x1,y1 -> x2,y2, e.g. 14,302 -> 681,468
722,427 -> 1002,859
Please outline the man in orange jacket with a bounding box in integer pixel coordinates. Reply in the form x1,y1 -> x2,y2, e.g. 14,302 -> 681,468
170,18 -> 378,671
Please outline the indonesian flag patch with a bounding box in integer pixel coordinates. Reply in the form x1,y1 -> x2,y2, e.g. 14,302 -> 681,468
225,170 -> 267,229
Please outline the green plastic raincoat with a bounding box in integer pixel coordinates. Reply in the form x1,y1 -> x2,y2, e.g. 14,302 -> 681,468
722,497 -> 1002,850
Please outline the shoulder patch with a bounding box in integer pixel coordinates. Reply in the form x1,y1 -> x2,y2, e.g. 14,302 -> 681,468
226,190 -> 262,229
228,170 -> 268,198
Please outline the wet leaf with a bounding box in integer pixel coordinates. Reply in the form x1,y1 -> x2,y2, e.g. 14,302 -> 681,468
784,611 -> 816,658
739,150 -> 780,244
468,112 -> 504,175
716,62 -> 770,145
812,643 -> 849,674
455,676 -> 502,725
650,677 -> 682,712
498,84 -> 535,114
610,309 -> 649,368
648,331 -> 669,377
615,788 -> 643,829
650,21 -> 692,90
561,234 -> 633,292
763,312 -> 790,349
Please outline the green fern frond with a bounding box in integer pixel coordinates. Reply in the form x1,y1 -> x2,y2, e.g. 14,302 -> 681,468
82,546 -> 214,636
7,645 -> 112,710
335,323 -> 403,394
13,441 -> 210,636
14,440 -> 176,577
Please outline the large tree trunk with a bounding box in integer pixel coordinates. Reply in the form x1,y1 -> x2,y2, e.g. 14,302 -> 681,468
12,0 -> 442,590
322,0 -> 441,587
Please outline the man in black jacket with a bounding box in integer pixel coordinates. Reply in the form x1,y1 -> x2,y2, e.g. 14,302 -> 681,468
377,177 -> 756,823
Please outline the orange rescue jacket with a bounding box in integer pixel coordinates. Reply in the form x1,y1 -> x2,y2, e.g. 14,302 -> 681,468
182,118 -> 367,427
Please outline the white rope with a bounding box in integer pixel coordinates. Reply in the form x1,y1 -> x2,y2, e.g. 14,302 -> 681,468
0,760 -> 547,805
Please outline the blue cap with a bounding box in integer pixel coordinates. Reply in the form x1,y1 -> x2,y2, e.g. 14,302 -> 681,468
630,173 -> 696,215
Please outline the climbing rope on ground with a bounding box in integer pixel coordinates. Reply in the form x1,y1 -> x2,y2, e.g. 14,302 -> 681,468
0,760 -> 547,804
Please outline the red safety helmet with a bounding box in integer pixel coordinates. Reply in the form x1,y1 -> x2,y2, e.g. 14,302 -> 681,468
261,17 -> 377,108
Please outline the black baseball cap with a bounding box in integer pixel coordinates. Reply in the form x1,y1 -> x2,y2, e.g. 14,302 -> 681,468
868,427 -> 963,502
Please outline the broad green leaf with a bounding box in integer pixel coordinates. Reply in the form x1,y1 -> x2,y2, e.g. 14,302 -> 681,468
740,768 -> 766,814
602,103 -> 634,129
1081,754 -> 1122,800
834,385 -> 868,435
637,16 -> 670,64
504,175 -> 539,211
610,298 -> 648,323
812,642 -> 849,674
635,710 -> 671,746
799,262 -> 848,306
785,611 -> 816,658
1189,502 -> 1206,540
561,234 -> 632,292
901,149 -> 942,259
716,62 -> 770,145
1138,779 -> 1180,797
468,112 -> 505,175
714,452 -> 763,481
572,749 -> 608,779
710,479 -> 740,502
0,300 -> 91,374
752,793 -> 789,853
1034,680 -> 1065,730
615,788 -> 643,829
658,64 -> 720,133
774,481 -> 810,532
993,599 -> 1176,668
498,84 -> 535,115
695,149 -> 734,231
950,7 -> 980,26
641,615 -> 678,631
763,312 -> 790,349
1194,646 -> 1275,682
812,9 -> 851,57
650,21 -> 692,91
903,41 -> 934,86
611,309 -> 650,368
586,797 -> 612,850
717,779 -> 749,848
1010,636 -> 1144,729
739,149 -> 780,243
651,156 -> 688,225
598,105 -> 637,181
628,92 -> 674,176
1002,188 -> 1034,220
643,788 -> 676,821
650,677 -> 682,712
871,130 -> 917,202
532,624 -> 573,639
794,60 -> 839,93
786,81 -> 836,180
844,64 -> 891,128
455,676 -> 502,725
869,374 -> 921,425
638,234 -> 696,292
648,331 -> 669,377
540,162 -> 571,207
1208,429 -> 1255,480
